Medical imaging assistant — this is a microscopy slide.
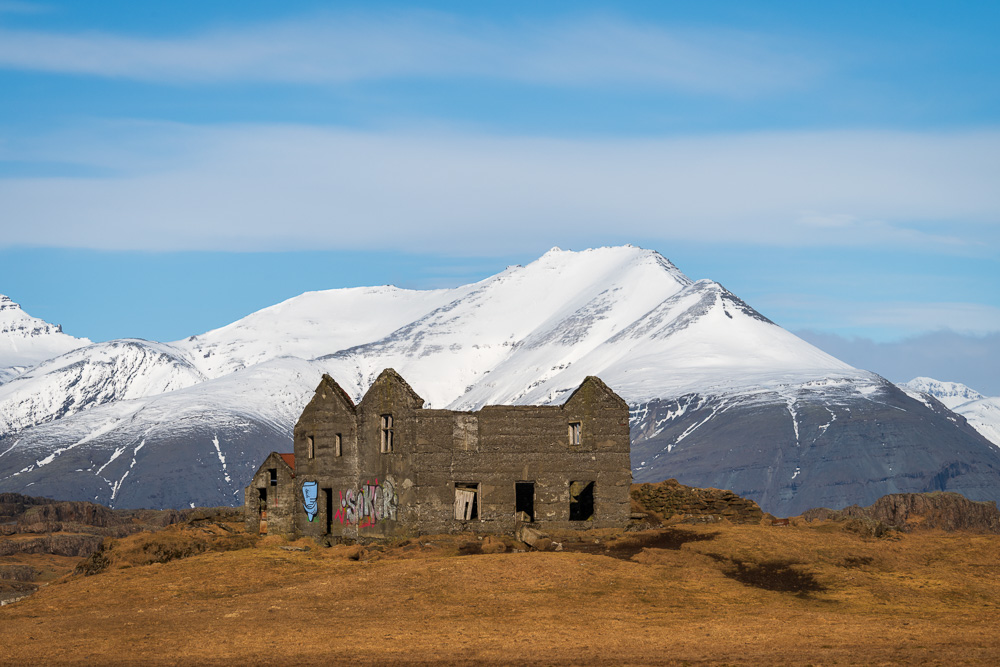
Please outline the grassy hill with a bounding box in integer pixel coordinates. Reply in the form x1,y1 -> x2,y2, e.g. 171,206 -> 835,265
3,500 -> 1000,665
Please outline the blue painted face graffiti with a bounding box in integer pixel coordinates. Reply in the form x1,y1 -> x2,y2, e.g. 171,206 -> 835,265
302,481 -> 319,522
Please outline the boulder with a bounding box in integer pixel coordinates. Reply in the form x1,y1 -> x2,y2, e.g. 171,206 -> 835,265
515,524 -> 553,551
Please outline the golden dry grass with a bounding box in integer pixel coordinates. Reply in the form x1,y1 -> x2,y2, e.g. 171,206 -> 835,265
3,519 -> 1000,665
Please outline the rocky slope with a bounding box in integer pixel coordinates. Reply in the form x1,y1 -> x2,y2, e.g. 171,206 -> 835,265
1,246 -> 998,515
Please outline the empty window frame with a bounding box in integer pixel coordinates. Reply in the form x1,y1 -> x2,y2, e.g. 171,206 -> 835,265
380,415 -> 394,453
569,480 -> 595,521
568,422 -> 582,446
268,468 -> 277,486
454,483 -> 480,521
306,435 -> 315,459
334,433 -> 342,457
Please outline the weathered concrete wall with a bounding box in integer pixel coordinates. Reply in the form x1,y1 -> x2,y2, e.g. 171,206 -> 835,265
247,370 -> 632,539
293,375 -> 360,540
243,452 -> 295,536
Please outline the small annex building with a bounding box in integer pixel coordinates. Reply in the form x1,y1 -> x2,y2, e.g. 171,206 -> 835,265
244,369 -> 632,539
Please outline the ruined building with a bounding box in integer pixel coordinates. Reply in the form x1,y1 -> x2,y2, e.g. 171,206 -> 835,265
244,369 -> 632,539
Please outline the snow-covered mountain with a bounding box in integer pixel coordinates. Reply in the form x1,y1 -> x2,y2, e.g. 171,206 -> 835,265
901,377 -> 985,410
0,294 -> 89,384
1,246 -> 999,515
956,398 -> 1000,449
900,377 -> 1000,449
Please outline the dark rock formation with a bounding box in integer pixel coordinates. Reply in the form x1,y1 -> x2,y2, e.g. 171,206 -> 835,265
0,534 -> 104,557
0,564 -> 38,581
1,492 -> 191,537
630,478 -> 764,524
802,491 -> 1000,533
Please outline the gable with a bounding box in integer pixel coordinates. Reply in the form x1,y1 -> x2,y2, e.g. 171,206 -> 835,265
300,373 -> 357,421
562,375 -> 629,413
358,368 -> 424,413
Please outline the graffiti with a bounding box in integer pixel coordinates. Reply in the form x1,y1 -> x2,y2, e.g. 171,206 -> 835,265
302,481 -> 318,522
335,478 -> 398,527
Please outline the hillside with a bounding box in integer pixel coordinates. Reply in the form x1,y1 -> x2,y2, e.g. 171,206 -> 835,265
3,494 -> 1000,665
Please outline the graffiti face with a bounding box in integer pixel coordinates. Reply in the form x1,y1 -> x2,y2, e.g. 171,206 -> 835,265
302,481 -> 319,522
336,478 -> 398,527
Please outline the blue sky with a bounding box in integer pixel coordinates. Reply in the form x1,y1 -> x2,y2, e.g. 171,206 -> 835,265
0,1 -> 998,392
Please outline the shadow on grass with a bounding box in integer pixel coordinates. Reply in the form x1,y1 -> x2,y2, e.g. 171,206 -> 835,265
708,554 -> 827,596
840,555 -> 874,569
558,528 -> 721,561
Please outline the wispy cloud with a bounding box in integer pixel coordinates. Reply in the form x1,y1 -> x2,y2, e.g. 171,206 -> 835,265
797,330 -> 1000,396
0,123 -> 997,256
0,1 -> 49,14
777,298 -> 1000,336
0,12 -> 820,95
849,303 -> 1000,333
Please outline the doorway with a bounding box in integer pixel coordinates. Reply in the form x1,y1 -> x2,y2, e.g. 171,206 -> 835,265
257,488 -> 268,535
515,482 -> 534,522
569,481 -> 595,521
323,488 -> 333,534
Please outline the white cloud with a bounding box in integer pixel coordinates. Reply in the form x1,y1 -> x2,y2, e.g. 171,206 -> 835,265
0,13 -> 818,95
0,123 -> 998,254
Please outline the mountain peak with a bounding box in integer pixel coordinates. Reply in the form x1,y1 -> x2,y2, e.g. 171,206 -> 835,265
0,292 -> 90,376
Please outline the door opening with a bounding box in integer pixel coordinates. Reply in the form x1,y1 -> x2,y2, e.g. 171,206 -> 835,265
569,481 -> 595,521
515,482 -> 534,522
323,488 -> 333,534
257,488 -> 268,535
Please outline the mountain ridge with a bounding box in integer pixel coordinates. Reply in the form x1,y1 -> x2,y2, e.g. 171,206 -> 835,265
1,246 -> 998,514
0,294 -> 90,384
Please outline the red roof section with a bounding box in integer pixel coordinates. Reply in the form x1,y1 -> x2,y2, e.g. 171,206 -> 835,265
279,453 -> 295,470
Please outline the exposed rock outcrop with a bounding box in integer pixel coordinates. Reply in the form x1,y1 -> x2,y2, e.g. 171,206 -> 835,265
630,479 -> 764,524
1,492 -> 197,537
802,492 -> 1000,533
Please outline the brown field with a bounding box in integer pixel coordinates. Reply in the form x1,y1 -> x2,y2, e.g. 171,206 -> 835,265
3,517 -> 1000,666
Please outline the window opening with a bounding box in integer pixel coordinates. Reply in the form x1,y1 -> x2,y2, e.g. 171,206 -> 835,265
454,483 -> 480,520
569,481 -> 595,521
268,468 -> 277,486
334,433 -> 342,457
515,482 -> 535,522
380,414 -> 394,453
307,435 -> 315,459
569,422 -> 581,446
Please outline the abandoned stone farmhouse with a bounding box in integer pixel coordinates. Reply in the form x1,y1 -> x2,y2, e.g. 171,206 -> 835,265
244,369 -> 632,539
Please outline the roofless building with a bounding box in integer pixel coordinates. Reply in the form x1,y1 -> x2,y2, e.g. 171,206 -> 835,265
244,369 -> 632,539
